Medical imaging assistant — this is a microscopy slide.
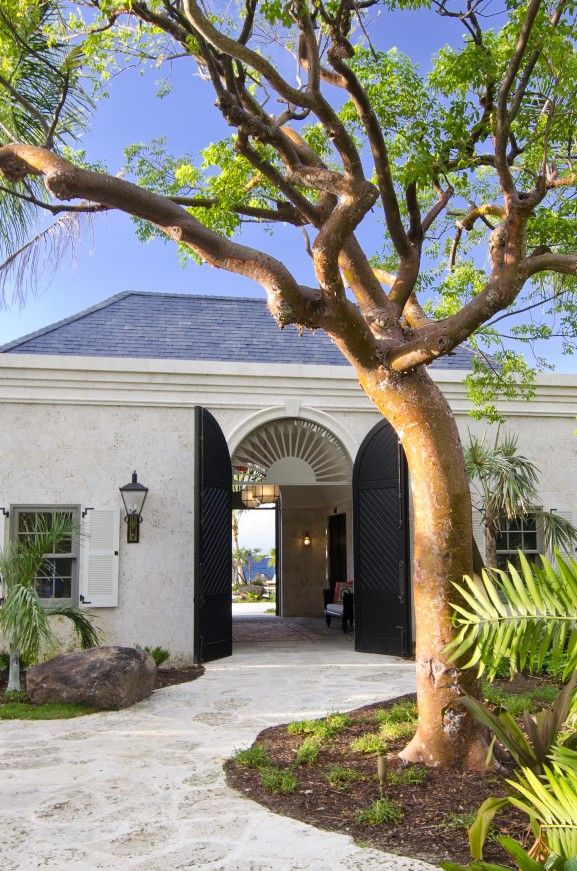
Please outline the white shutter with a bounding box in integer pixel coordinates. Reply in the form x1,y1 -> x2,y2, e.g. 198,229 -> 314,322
472,508 -> 486,564
81,510 -> 120,607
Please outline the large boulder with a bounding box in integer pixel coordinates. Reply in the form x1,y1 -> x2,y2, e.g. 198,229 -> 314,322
26,646 -> 157,709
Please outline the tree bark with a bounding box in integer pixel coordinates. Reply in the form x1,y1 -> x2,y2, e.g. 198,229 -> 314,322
356,365 -> 488,769
7,651 -> 21,692
484,511 -> 498,569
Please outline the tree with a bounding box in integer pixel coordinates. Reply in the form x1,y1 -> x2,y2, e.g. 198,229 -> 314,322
1,0 -> 577,766
233,547 -> 265,585
465,432 -> 577,568
0,514 -> 100,692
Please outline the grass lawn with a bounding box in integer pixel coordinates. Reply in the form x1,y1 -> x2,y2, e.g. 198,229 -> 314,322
0,699 -> 97,719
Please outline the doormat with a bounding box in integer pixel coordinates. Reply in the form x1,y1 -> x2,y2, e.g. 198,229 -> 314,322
232,617 -> 324,643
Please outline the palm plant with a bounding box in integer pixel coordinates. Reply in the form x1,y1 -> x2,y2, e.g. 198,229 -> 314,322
465,433 -> 577,569
447,552 -> 577,681
0,514 -> 99,692
443,552 -> 577,865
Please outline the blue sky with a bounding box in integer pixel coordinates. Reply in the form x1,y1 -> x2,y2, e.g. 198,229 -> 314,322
1,5 -> 576,372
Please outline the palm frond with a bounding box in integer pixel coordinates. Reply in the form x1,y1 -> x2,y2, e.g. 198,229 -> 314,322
446,551 -> 577,680
0,582 -> 55,660
508,748 -> 577,860
0,512 -> 96,662
0,2 -> 92,149
539,512 -> 577,556
0,211 -> 82,308
46,603 -> 100,649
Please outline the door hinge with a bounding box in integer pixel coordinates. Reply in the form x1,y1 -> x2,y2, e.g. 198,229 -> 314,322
398,561 -> 405,603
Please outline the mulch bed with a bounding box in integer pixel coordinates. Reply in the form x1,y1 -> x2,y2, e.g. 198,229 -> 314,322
225,693 -> 532,868
153,665 -> 204,689
0,664 -> 204,705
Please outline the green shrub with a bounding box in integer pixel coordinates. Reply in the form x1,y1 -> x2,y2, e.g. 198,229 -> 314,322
295,735 -> 323,765
327,765 -> 362,788
233,745 -> 270,768
259,766 -> 298,794
350,733 -> 387,754
388,765 -> 427,786
355,798 -> 403,825
143,645 -> 170,668
0,650 -> 9,672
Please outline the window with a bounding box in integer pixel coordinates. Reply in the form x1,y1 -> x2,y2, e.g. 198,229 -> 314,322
495,513 -> 540,571
12,507 -> 79,602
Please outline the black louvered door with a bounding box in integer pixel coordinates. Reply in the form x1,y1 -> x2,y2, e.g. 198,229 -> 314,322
194,407 -> 232,663
353,419 -> 411,657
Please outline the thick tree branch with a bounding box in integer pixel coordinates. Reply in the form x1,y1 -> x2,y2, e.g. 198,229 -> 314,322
522,251 -> 577,279
326,44 -> 411,258
0,143 -> 324,330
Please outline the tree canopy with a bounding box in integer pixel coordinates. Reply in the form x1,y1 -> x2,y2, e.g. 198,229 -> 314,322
1,0 -> 577,419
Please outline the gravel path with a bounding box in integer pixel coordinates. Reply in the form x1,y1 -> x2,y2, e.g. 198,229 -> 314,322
0,621 -> 437,870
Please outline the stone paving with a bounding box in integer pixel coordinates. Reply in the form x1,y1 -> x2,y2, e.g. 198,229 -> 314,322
0,617 -> 437,870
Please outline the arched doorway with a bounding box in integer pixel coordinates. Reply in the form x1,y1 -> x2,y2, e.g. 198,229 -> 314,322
231,416 -> 352,622
353,419 -> 411,657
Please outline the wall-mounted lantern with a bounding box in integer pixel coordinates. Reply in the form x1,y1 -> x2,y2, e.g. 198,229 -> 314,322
119,471 -> 149,543
302,532 -> 312,547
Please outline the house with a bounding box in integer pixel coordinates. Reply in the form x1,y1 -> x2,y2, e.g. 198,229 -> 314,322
0,291 -> 575,664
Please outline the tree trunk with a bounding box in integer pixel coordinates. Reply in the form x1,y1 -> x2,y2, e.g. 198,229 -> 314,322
484,511 -> 498,569
358,365 -> 487,769
7,650 -> 21,692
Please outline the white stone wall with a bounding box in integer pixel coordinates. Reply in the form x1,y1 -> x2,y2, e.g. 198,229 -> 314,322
0,402 -> 196,665
1,354 -> 576,662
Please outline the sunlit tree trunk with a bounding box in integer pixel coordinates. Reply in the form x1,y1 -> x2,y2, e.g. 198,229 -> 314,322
358,366 -> 487,769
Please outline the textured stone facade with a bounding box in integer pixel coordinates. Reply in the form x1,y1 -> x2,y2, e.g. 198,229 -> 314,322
1,354 -> 576,663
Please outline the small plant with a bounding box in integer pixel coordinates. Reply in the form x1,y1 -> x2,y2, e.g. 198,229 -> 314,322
233,744 -> 270,769
439,811 -> 478,831
287,718 -> 317,735
388,765 -> 427,786
379,720 -> 416,741
326,765 -> 362,789
376,700 -> 418,725
324,712 -> 351,735
3,689 -> 27,703
350,732 -> 387,754
295,735 -> 323,765
482,681 -> 560,716
0,650 -> 9,672
288,712 -> 351,740
355,798 -> 403,826
259,765 -> 298,794
245,590 -> 264,602
144,645 -> 170,668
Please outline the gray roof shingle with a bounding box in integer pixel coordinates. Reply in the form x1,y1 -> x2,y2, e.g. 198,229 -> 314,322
0,291 -> 476,369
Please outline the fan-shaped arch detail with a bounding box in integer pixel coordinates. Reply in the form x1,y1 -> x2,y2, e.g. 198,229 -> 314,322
232,417 -> 352,485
